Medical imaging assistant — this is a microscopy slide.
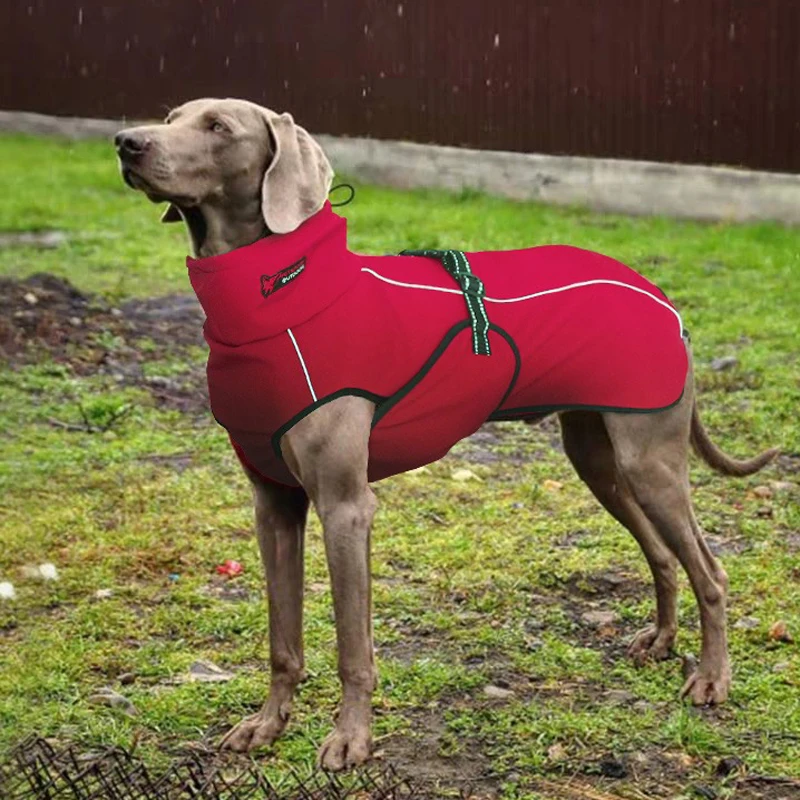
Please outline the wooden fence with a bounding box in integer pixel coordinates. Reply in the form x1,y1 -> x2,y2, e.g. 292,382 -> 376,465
3,0 -> 799,171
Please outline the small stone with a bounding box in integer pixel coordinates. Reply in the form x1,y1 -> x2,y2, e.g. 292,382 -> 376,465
547,742 -> 567,761
752,485 -> 773,499
118,672 -> 136,685
581,610 -> 618,626
0,582 -> 16,600
734,616 -> 760,630
715,756 -> 745,777
188,659 -> 235,682
146,375 -> 183,391
483,684 -> 515,699
597,755 -> 627,778
23,292 -> 38,305
110,308 -> 123,317
755,505 -> 773,518
88,688 -> 138,716
542,479 -> 563,491
768,620 -> 794,644
604,689 -> 635,705
38,563 -> 59,581
94,588 -> 114,600
773,662 -> 791,673
771,481 -> 795,493
451,468 -> 481,482
597,570 -> 627,587
711,356 -> 738,371
24,563 -> 59,580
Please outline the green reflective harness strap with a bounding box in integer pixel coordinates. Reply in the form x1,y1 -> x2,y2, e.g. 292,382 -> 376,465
400,249 -> 492,356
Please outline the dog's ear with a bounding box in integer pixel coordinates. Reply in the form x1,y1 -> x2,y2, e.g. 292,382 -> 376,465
258,109 -> 334,235
161,204 -> 183,223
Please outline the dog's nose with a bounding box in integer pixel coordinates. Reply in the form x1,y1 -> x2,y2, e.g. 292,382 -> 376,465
115,131 -> 151,160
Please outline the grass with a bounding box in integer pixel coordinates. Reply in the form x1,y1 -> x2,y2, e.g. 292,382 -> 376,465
0,133 -> 799,798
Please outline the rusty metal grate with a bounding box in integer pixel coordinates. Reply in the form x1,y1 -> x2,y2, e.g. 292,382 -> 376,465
0,736 -> 421,800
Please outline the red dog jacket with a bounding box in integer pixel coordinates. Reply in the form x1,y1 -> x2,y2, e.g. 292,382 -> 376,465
189,203 -> 688,487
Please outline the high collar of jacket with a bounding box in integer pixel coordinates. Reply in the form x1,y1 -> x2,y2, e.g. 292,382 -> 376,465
187,202 -> 360,345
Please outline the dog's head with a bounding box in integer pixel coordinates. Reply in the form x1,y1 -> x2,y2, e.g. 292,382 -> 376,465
115,98 -> 333,236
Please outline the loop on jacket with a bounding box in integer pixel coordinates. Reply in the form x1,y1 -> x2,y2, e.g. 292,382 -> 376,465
329,183 -> 356,207
400,248 -> 491,356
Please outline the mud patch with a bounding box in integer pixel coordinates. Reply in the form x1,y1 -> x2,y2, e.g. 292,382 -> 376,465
453,422 -> 532,466
555,528 -> 592,548
733,776 -> 800,800
551,569 -> 652,658
706,534 -> 752,556
377,616 -> 449,666
0,273 -> 208,414
562,569 -> 646,600
450,417 -> 564,468
381,702 -> 498,797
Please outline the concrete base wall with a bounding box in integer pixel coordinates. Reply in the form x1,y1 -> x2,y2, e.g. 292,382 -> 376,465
4,110 -> 799,225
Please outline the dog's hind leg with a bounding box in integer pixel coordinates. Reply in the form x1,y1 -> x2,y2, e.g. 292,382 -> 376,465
604,388 -> 731,705
221,477 -> 309,752
560,410 -> 678,663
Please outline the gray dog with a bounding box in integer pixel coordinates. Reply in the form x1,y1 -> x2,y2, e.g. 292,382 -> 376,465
116,98 -> 777,770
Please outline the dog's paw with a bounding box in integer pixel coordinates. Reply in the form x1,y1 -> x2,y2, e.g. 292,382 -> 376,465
317,725 -> 372,771
680,664 -> 731,706
220,708 -> 288,752
627,625 -> 676,666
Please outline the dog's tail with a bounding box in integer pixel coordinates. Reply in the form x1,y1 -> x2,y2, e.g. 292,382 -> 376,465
691,401 -> 779,476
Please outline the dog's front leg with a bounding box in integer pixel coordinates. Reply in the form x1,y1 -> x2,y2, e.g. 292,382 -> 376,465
282,397 -> 377,770
221,477 -> 309,752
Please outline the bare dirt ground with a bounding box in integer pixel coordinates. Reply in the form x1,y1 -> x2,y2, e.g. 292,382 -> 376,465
0,272 -> 208,414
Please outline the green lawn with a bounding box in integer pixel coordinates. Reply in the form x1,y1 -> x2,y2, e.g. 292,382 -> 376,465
0,133 -> 798,799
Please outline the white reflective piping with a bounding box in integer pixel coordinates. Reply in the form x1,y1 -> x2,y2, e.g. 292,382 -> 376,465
287,328 -> 317,402
361,268 -> 684,334
361,268 -> 463,297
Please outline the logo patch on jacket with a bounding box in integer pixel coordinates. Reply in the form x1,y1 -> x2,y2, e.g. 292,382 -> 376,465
261,259 -> 306,298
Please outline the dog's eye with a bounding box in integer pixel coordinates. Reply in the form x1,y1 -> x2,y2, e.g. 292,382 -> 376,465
210,120 -> 226,133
